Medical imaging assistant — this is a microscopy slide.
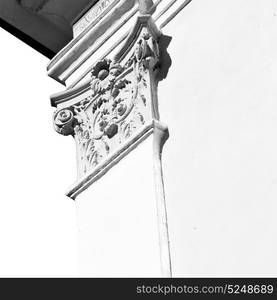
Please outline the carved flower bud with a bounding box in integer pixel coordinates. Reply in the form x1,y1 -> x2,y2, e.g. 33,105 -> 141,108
105,124 -> 118,139
135,45 -> 143,61
91,59 -> 111,80
135,39 -> 147,61
117,104 -> 127,116
99,120 -> 108,132
114,80 -> 126,89
109,62 -> 123,77
98,69 -> 109,80
111,88 -> 120,98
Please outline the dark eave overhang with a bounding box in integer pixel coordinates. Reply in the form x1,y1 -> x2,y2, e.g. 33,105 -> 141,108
0,0 -> 98,58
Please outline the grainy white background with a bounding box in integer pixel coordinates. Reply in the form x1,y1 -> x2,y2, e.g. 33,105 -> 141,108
158,0 -> 277,276
0,27 -> 78,276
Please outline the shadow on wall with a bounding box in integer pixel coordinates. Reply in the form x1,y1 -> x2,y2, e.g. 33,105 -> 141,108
157,34 -> 172,81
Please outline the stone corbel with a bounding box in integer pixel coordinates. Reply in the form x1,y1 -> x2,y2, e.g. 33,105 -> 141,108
53,12 -> 164,196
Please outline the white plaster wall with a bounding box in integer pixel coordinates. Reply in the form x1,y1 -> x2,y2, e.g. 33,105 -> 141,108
158,0 -> 277,276
75,136 -> 161,277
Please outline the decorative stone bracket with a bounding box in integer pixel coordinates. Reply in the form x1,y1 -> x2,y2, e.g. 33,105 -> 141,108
53,14 -> 165,198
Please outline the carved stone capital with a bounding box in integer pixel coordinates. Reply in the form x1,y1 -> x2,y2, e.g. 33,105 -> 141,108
52,14 -> 163,182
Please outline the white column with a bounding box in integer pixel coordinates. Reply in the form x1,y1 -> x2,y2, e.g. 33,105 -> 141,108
49,1 -> 174,277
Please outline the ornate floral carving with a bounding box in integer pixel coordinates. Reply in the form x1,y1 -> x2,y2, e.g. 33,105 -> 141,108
53,16 -> 161,178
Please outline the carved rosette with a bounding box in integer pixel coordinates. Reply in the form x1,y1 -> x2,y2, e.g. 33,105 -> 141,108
53,15 -> 161,178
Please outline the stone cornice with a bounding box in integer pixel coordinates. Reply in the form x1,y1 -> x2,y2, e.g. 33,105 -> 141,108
47,0 -> 192,86
50,80 -> 91,107
47,0 -> 138,84
73,0 -> 122,37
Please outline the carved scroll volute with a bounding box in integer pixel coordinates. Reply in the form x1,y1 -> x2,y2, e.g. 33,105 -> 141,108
53,108 -> 76,136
